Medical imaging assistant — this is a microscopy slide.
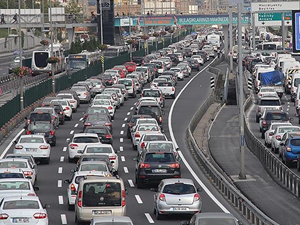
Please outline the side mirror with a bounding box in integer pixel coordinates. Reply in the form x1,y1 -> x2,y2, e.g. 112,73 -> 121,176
43,204 -> 51,209
150,188 -> 157,192
66,138 -> 71,143
64,179 -> 71,184
197,187 -> 202,192
34,186 -> 40,191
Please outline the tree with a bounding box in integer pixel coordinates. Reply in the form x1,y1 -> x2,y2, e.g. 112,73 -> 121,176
65,1 -> 82,15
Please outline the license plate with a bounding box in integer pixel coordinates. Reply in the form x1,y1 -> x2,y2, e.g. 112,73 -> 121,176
26,148 -> 37,152
12,218 -> 30,223
37,133 -> 45,135
172,207 -> 187,211
152,169 -> 167,173
92,210 -> 112,215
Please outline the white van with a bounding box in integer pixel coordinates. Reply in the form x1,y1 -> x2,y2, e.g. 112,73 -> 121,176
291,73 -> 300,102
284,64 -> 300,94
295,84 -> 300,109
277,57 -> 296,71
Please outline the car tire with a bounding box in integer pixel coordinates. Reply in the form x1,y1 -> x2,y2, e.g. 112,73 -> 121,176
68,202 -> 74,211
132,143 -> 137,151
197,67 -> 200,71
111,115 -> 114,120
45,157 -> 50,164
255,116 -> 259,123
155,207 -> 163,220
68,157 -> 74,163
285,158 -> 292,168
127,131 -> 131,139
274,147 -> 279,154
136,177 -> 143,189
75,216 -> 83,225
261,132 -> 265,139
172,94 -> 176,99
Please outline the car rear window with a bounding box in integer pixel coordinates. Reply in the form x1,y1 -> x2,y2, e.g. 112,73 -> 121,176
85,147 -> 112,154
279,127 -> 300,133
84,128 -> 108,135
87,108 -> 107,114
143,90 -> 160,97
291,139 -> 300,146
28,123 -> 51,131
29,113 -> 51,121
0,161 -> 27,168
197,218 -> 236,225
163,183 -> 195,194
157,82 -> 172,87
20,137 -> 44,143
260,100 -> 280,106
3,200 -> 39,209
73,137 -> 99,143
119,80 -> 132,86
80,164 -> 107,172
0,173 -> 24,179
0,181 -> 30,190
148,142 -> 172,149
138,106 -> 161,116
266,113 -> 288,120
144,153 -> 175,162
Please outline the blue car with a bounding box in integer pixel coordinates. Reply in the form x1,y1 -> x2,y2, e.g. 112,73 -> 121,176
282,136 -> 300,167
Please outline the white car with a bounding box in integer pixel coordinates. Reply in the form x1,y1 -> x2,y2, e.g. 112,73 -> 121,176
76,161 -> 111,176
56,93 -> 78,112
91,99 -> 116,119
264,122 -> 292,147
270,126 -> 300,153
0,196 -> 49,225
131,124 -> 162,150
151,78 -> 168,88
81,143 -> 119,171
64,170 -> 107,210
174,52 -> 184,62
191,55 -> 204,66
137,133 -> 168,154
257,87 -> 277,99
67,133 -> 101,162
50,99 -> 73,120
169,68 -> 184,80
93,94 -> 117,108
157,81 -> 176,99
103,88 -> 125,106
13,135 -> 51,164
135,97 -> 158,110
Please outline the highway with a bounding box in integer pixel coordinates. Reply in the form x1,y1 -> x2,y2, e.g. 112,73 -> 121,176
1,57 -> 250,225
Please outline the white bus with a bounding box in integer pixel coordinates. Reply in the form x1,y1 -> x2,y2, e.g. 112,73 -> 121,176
31,43 -> 65,75
68,50 -> 101,70
103,46 -> 128,58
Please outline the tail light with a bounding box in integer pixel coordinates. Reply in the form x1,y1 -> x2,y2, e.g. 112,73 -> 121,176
52,115 -> 55,120
23,171 -> 33,176
50,130 -> 55,136
105,134 -> 112,138
27,119 -> 30,124
172,87 -> 175,91
258,94 -> 262,97
26,131 -> 31,135
140,163 -> 150,168
141,142 -> 145,148
108,106 -> 113,110
78,190 -> 82,207
65,107 -> 70,110
70,100 -> 76,103
109,155 -> 117,160
84,122 -> 91,126
39,145 -> 49,150
135,133 -> 140,138
70,144 -> 78,149
70,183 -> 76,195
159,194 -> 166,201
84,114 -> 88,119
159,116 -> 162,123
169,163 -> 180,168
122,190 -> 126,207
0,214 -> 9,220
60,112 -> 63,115
27,193 -> 36,196
286,147 -> 292,152
128,123 -> 133,128
33,213 -> 47,219
105,122 -> 112,127
276,135 -> 281,140
193,193 -> 201,202
269,132 -> 274,136
262,120 -> 267,125
160,95 -> 162,101
15,145 -> 23,150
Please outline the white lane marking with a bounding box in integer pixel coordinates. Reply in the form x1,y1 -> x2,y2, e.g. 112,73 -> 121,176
74,123 -> 78,127
168,57 -> 230,214
124,167 -> 129,173
287,108 -> 289,111
63,147 -> 67,152
287,102 -> 290,105
120,146 -> 124,152
58,180 -> 62,188
145,213 -> 154,223
128,179 -> 135,187
127,112 -> 131,115
124,118 -> 128,121
61,214 -> 67,224
58,167 -> 63,174
79,118 -> 83,121
58,196 -> 64,204
1,129 -> 25,159
70,130 -> 74,135
130,107 -> 133,110
120,138 -> 124,143
135,195 -> 143,204
60,156 -> 64,162
120,131 -> 124,135
122,124 -> 126,127
121,156 -> 125,162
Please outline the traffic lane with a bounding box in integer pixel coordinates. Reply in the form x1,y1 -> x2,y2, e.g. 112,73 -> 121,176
0,61 -> 12,76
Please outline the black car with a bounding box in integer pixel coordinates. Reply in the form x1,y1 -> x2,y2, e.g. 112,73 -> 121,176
83,125 -> 113,145
184,58 -> 200,71
52,104 -> 65,125
101,74 -> 114,86
25,112 -> 52,129
135,151 -> 181,188
167,54 -> 179,65
136,102 -> 164,125
127,115 -> 152,139
26,122 -> 57,146
132,56 -> 144,66
83,114 -> 112,133
183,48 -> 193,57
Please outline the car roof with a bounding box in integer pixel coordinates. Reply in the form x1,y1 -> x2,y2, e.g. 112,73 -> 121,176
0,168 -> 24,173
0,178 -> 32,182
74,171 -> 107,177
162,178 -> 194,185
79,161 -> 108,165
73,133 -> 99,137
91,216 -> 133,223
19,134 -> 45,138
260,96 -> 280,100
139,101 -> 160,106
2,196 -> 40,201
194,212 -> 236,220
0,158 -> 29,163
84,143 -> 112,148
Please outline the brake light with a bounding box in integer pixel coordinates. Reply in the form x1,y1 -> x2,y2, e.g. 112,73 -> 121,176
109,155 -> 117,160
105,134 -> 112,138
84,122 -> 91,126
172,87 -> 175,91
169,163 -> 180,168
276,135 -> 281,140
27,119 -> 30,124
193,193 -> 201,202
33,213 -> 47,219
27,193 -> 36,196
15,145 -> 23,150
135,133 -> 140,138
71,183 -> 76,195
105,122 -> 112,126
108,106 -> 113,110
23,171 -> 33,176
140,163 -> 150,168
0,214 -> 9,220
70,144 -> 78,149
159,116 -> 162,123
83,92 -> 88,96
65,107 -> 70,110
60,112 -> 63,115
269,132 -> 274,136
286,147 -> 292,152
52,115 -> 55,120
128,123 -> 133,128
262,120 -> 267,125
141,142 -> 145,148
122,190 -> 126,207
159,194 -> 166,201
50,130 -> 55,136
78,190 -> 82,207
39,145 -> 49,150
26,131 -> 31,135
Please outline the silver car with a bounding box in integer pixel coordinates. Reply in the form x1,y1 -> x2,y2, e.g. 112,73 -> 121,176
90,216 -> 133,225
71,85 -> 91,103
181,212 -> 241,225
152,178 -> 202,220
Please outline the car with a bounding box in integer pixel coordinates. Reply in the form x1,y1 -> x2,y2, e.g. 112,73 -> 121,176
25,122 -> 57,146
126,115 -> 152,139
271,126 -> 300,153
83,126 -> 113,145
112,84 -> 129,101
137,134 -> 168,154
50,99 -> 73,121
257,87 -> 277,99
135,151 -> 181,188
83,114 -> 112,133
150,60 -> 165,75
83,107 -> 111,121
25,112 -> 54,130
103,88 -> 124,107
0,196 -> 49,224
180,212 -> 241,225
50,103 -> 65,125
57,90 -> 80,108
124,62 -> 137,72
151,178 -> 202,219
64,170 -> 108,210
71,85 -> 91,103
80,143 -> 119,171
90,99 -> 116,119
136,66 -> 151,82
90,216 -> 134,225
151,78 -> 168,88
136,101 -> 164,125
118,78 -> 136,98
8,62 -> 19,74
255,96 -> 282,122
41,97 -> 59,107
86,78 -> 105,95
75,177 -> 126,223
191,55 -> 204,66
161,72 -> 177,86
4,154 -> 37,170
264,122 -> 292,148
101,74 -> 114,86
281,134 -> 300,167
56,93 -> 79,112
76,155 -> 112,172
33,107 -> 59,129
184,58 -> 200,71
157,81 -> 176,99
13,135 -> 51,164
169,67 -> 184,80
141,89 -> 164,108
76,161 -> 112,176
67,133 -> 101,162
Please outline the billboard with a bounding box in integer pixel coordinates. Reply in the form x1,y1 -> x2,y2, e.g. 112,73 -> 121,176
292,10 -> 300,53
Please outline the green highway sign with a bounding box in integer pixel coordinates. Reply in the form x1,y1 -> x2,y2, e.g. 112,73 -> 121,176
258,12 -> 292,21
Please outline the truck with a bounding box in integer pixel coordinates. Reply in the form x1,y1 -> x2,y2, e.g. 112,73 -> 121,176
260,70 -> 285,98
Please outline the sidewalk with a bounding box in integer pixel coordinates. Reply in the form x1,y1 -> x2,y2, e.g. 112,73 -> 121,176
207,105 -> 300,225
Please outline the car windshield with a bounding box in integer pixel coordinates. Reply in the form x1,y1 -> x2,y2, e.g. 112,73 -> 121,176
197,218 -> 236,225
163,183 -> 195,195
260,100 -> 280,106
19,137 -> 44,143
28,123 -> 51,131
85,147 -> 112,154
144,153 -> 175,162
85,128 -> 107,134
87,108 -> 107,114
148,142 -> 172,149
3,200 -> 39,209
0,181 -> 30,190
0,161 -> 27,168
73,137 -> 99,143
138,106 -> 160,116
93,100 -> 110,105
266,113 -> 288,120
82,182 -> 121,206
138,125 -> 159,131
0,173 -> 24,179
80,164 -> 107,172
119,80 -> 132,86
271,124 -> 290,130
87,115 -> 107,121
143,90 -> 160,97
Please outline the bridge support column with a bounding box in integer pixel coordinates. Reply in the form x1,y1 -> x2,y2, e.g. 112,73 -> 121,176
66,25 -> 75,49
223,25 -> 229,58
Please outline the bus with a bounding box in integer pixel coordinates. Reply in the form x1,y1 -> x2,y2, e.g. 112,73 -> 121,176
31,43 -> 65,75
256,42 -> 282,51
103,46 -> 128,58
68,50 -> 101,70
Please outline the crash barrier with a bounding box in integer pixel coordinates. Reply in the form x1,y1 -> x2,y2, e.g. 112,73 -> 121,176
187,96 -> 279,225
0,28 -> 194,142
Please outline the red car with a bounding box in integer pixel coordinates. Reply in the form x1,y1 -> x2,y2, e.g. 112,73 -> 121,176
124,62 -> 137,73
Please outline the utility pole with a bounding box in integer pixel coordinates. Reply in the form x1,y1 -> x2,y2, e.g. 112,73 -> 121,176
229,6 -> 233,73
18,0 -> 24,110
49,0 -> 55,93
238,3 -> 246,180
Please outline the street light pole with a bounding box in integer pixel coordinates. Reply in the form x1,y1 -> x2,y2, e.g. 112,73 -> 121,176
100,0 -> 105,72
229,6 -> 233,73
19,0 -> 24,110
49,0 -> 55,93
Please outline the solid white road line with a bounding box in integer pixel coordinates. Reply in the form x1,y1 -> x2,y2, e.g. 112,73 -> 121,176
63,147 -> 67,152
124,118 -> 128,121
145,213 -> 154,223
74,123 -> 78,127
128,179 -> 135,187
79,118 -> 83,121
121,156 -> 125,162
58,167 -> 63,174
168,57 -> 230,214
127,112 -> 131,115
120,138 -> 124,143
70,130 -> 74,135
61,214 -> 67,224
123,167 -> 129,173
0,129 -> 25,159
120,146 -> 124,152
60,156 -> 64,162
120,131 -> 124,135
122,124 -> 125,127
135,195 -> 143,204
58,180 -> 62,188
58,196 -> 64,205
130,107 -> 133,110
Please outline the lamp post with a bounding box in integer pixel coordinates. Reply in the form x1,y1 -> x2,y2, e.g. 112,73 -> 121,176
49,0 -> 55,93
99,0 -> 104,72
18,0 -> 24,110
